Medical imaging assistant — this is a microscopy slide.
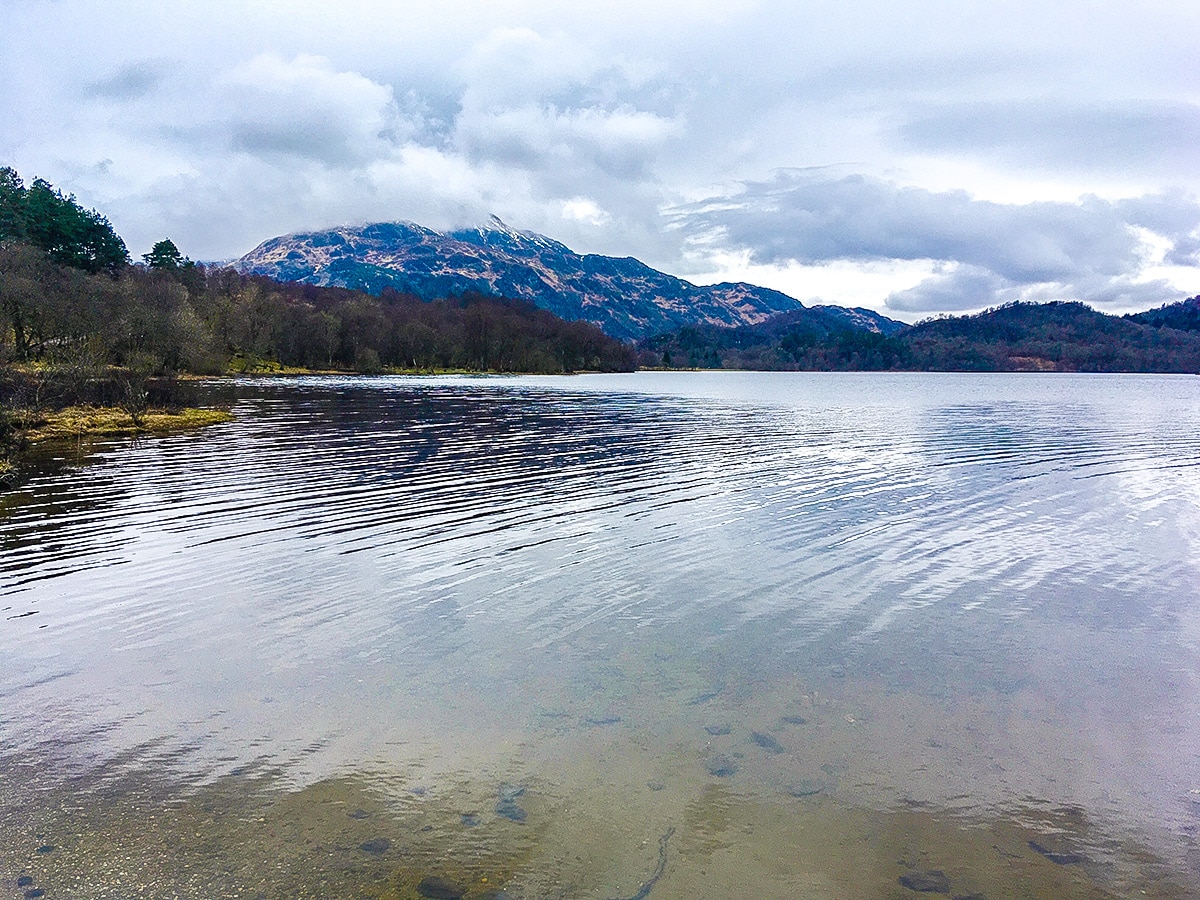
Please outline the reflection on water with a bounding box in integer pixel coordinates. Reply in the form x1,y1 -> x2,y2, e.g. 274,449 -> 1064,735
3,371 -> 1200,897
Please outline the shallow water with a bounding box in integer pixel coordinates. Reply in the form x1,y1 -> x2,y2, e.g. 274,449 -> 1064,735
3,371 -> 1200,897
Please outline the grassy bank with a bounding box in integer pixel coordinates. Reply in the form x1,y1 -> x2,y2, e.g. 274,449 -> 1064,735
1,404 -> 233,483
20,405 -> 233,442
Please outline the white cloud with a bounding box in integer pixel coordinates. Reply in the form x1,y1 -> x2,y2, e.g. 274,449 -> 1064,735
561,197 -> 611,227
215,54 -> 409,165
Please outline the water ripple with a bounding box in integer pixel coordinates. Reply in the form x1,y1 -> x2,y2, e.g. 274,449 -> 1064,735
2,373 -> 1199,831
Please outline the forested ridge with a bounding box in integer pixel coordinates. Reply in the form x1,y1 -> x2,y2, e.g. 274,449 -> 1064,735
642,298 -> 1200,373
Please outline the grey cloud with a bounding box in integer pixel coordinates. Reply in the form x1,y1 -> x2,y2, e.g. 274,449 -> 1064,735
456,103 -> 678,182
1113,191 -> 1200,266
677,171 -> 1190,315
1113,190 -> 1200,236
228,124 -> 369,165
85,61 -> 168,100
896,100 -> 1200,176
210,55 -> 412,167
1060,276 -> 1184,309
675,171 -> 1141,282
452,28 -> 684,186
887,271 -> 1183,316
886,266 -> 1011,313
1165,237 -> 1200,267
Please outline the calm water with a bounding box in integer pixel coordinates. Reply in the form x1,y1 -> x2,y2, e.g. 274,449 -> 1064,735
3,371 -> 1200,898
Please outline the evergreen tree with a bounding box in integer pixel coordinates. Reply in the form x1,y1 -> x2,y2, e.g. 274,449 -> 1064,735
0,168 -> 27,242
143,238 -> 189,269
0,169 -> 128,274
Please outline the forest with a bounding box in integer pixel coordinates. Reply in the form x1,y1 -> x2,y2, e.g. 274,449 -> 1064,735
641,298 -> 1200,373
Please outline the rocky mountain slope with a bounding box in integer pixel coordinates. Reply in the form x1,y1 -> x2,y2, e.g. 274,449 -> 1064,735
236,218 -> 865,341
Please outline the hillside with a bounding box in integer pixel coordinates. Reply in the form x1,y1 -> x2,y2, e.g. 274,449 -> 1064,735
236,218 -> 807,341
1128,296 -> 1200,333
642,301 -> 1200,373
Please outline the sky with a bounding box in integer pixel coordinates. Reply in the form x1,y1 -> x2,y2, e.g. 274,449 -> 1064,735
2,0 -> 1198,321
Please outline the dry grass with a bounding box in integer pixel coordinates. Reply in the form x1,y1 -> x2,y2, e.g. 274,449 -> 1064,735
22,406 -> 234,443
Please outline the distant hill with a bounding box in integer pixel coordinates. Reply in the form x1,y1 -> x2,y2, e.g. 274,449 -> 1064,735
1127,296 -> 1200,333
236,218 -> 819,341
642,301 -> 1200,373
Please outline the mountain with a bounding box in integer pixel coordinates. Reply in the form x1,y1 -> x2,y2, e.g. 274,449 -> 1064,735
642,300 -> 1200,372
236,218 -> 812,341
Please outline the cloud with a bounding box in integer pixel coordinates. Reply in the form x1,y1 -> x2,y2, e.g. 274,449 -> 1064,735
885,268 -> 1181,315
85,61 -> 169,101
215,54 -> 409,166
453,27 -> 683,190
674,171 -> 1142,279
673,171 -> 1200,314
896,100 -> 1200,178
4,1 -> 1199,312
886,265 -> 1011,313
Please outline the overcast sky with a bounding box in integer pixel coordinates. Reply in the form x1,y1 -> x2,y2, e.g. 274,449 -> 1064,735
3,1 -> 1198,320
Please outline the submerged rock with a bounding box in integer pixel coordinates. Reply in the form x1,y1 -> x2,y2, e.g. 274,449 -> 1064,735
498,783 -> 525,801
898,869 -> 951,893
687,685 -> 725,705
585,715 -> 622,727
785,779 -> 824,798
17,877 -> 33,887
358,838 -> 391,854
461,812 -> 482,827
417,875 -> 465,899
34,845 -> 54,854
495,798 -> 527,822
347,808 -> 371,820
1028,840 -> 1084,865
704,724 -> 732,736
496,784 -> 527,822
751,731 -> 785,754
707,756 -> 738,778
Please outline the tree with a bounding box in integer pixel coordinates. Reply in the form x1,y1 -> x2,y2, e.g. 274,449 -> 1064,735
0,168 -> 27,242
20,177 -> 129,275
143,238 -> 189,270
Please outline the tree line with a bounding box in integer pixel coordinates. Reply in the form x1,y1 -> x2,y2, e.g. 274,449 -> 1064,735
641,300 -> 1200,373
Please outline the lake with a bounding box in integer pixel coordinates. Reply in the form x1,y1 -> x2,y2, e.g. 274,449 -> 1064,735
3,371 -> 1200,898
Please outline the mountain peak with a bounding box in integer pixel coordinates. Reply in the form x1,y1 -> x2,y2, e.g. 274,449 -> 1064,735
236,219 -> 837,340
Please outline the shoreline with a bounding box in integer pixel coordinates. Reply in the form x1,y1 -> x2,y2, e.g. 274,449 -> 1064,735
1,405 -> 234,483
